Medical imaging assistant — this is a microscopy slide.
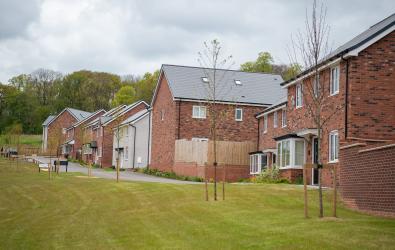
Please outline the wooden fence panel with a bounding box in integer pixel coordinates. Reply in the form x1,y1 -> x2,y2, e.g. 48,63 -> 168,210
175,139 -> 256,166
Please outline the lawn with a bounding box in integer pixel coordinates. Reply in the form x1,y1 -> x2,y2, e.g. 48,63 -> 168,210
0,134 -> 42,147
1,158 -> 394,249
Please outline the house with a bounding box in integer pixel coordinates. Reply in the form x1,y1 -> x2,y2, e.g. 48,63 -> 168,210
150,64 -> 285,181
62,109 -> 106,159
112,109 -> 151,169
82,101 -> 149,167
42,108 -> 92,154
254,14 -> 395,216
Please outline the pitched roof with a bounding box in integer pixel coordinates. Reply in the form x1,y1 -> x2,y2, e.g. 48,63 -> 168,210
67,109 -> 106,130
282,13 -> 395,86
102,100 -> 149,126
119,109 -> 150,126
256,97 -> 287,118
159,64 -> 286,106
42,115 -> 55,126
67,108 -> 92,121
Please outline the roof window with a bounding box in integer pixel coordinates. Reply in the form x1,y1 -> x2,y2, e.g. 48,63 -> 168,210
235,80 -> 242,85
202,77 -> 209,83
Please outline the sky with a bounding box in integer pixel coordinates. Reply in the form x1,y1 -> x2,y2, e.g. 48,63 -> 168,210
0,0 -> 394,82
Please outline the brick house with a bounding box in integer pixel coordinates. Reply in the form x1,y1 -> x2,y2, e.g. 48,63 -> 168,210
62,109 -> 106,159
150,64 -> 285,180
42,108 -> 92,154
112,109 -> 151,169
82,101 -> 149,167
254,14 -> 395,216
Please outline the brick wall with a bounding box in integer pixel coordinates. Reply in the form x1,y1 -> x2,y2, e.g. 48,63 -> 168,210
347,31 -> 395,140
151,75 -> 177,172
47,111 -> 77,154
178,101 -> 263,143
340,141 -> 395,217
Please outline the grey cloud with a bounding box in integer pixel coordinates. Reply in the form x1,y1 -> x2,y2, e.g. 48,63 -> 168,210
0,0 -> 41,39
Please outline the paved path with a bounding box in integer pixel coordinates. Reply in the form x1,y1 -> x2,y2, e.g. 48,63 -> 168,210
29,156 -> 201,185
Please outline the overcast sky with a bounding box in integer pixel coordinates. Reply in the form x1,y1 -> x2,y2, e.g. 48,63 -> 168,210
0,0 -> 394,82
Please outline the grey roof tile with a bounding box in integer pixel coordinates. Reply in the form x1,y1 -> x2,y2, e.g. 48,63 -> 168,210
42,115 -> 55,126
162,65 -> 286,105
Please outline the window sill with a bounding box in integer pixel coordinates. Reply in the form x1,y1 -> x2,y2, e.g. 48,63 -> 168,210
192,117 -> 206,119
329,92 -> 339,97
295,105 -> 303,109
235,119 -> 243,122
279,166 -> 303,170
327,160 -> 339,164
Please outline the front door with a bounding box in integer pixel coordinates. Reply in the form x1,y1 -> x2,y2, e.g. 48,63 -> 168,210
312,138 -> 319,185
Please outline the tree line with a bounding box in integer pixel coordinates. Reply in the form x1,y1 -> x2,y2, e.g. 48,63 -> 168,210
0,51 -> 298,134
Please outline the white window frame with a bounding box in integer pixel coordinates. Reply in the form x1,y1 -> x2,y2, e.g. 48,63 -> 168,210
192,106 -> 206,119
235,108 -> 243,121
62,128 -> 67,134
263,115 -> 268,133
328,130 -> 339,163
97,147 -> 102,157
295,83 -> 303,108
330,65 -> 340,96
281,109 -> 287,128
276,138 -> 305,169
273,111 -> 278,128
160,109 -> 165,121
192,137 -> 209,142
249,153 -> 268,174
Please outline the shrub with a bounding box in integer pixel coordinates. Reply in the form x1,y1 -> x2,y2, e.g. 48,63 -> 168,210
252,166 -> 289,184
138,168 -> 203,182
294,176 -> 304,185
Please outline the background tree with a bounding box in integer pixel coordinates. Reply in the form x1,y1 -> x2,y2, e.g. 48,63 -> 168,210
240,52 -> 301,81
288,0 -> 341,218
198,39 -> 234,201
111,85 -> 136,107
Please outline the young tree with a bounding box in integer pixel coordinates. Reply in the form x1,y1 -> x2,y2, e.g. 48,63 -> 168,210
288,0 -> 342,218
198,39 -> 234,201
111,85 -> 137,107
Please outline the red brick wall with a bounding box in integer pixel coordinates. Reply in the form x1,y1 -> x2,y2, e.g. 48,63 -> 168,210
151,75 -> 177,172
340,141 -> 395,217
178,101 -> 263,143
47,110 -> 78,154
347,31 -> 395,140
258,109 -> 286,150
173,162 -> 250,182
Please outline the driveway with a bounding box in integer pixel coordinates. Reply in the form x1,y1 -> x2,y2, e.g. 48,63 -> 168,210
29,156 -> 201,185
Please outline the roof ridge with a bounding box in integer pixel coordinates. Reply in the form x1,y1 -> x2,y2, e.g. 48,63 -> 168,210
370,13 -> 395,28
162,64 -> 282,77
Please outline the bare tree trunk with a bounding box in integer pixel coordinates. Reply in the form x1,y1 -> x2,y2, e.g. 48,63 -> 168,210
317,127 -> 324,218
333,165 -> 337,217
303,164 -> 309,218
205,179 -> 209,201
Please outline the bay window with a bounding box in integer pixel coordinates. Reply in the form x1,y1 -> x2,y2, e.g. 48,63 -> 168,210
249,153 -> 267,174
277,138 -> 305,168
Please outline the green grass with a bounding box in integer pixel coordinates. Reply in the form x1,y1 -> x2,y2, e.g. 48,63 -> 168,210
1,158 -> 394,249
0,134 -> 42,147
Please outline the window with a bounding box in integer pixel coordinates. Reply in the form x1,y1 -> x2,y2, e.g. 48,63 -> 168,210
98,147 -> 102,157
192,106 -> 206,119
201,77 -> 209,83
235,108 -> 243,121
296,83 -> 303,108
263,115 -> 268,133
277,139 -> 305,168
160,110 -> 165,121
330,66 -> 340,95
281,109 -> 287,127
249,153 -> 267,174
329,131 -> 339,162
192,138 -> 209,142
234,80 -> 242,85
273,111 -> 278,128
313,75 -> 320,98
125,146 -> 128,160
96,128 -> 99,137
62,128 -> 66,134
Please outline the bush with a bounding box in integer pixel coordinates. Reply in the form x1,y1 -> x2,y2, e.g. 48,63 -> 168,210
294,176 -> 304,185
138,168 -> 203,182
252,166 -> 289,184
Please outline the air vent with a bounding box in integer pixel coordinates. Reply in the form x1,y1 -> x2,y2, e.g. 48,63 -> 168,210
202,77 -> 209,83
234,80 -> 242,85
